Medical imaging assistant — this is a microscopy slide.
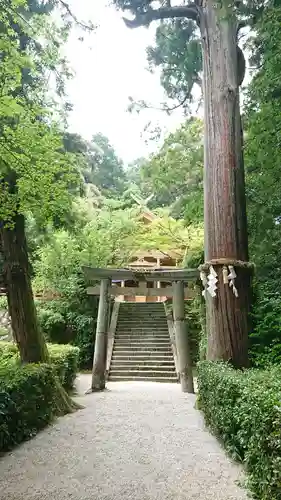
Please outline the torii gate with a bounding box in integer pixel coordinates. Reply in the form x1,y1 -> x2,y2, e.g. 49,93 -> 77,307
82,266 -> 199,394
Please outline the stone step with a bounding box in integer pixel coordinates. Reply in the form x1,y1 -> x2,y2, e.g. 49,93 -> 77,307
115,329 -> 167,338
119,311 -> 166,316
116,329 -> 168,334
110,359 -> 175,371
110,361 -> 175,370
109,369 -> 177,378
118,318 -> 167,323
112,354 -> 174,362
113,346 -> 171,352
118,311 -> 166,315
114,339 -> 171,349
115,335 -> 170,340
119,304 -> 165,309
117,320 -> 168,325
108,375 -> 178,383
118,309 -> 166,314
110,303 -> 176,383
117,327 -> 168,331
117,322 -> 168,327
119,310 -> 166,314
113,346 -> 172,353
116,328 -> 169,333
118,319 -> 167,322
115,337 -> 170,343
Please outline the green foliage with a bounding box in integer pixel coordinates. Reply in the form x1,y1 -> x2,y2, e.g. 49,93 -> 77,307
147,19 -> 202,111
30,185 -> 203,368
37,307 -> 67,343
245,6 -> 281,360
140,118 -> 204,224
0,362 -> 56,452
63,132 -> 126,199
47,344 -> 79,390
185,295 -> 203,364
198,361 -> 281,499
0,0 -> 80,225
249,290 -> 281,367
31,209 -> 141,368
0,342 -> 79,390
36,297 -> 95,369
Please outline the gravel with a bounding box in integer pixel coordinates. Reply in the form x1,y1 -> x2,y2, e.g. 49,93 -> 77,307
0,375 -> 248,500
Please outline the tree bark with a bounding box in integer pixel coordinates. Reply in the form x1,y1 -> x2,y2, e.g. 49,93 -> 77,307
91,278 -> 110,391
173,281 -> 194,393
0,209 -> 82,413
0,212 -> 48,363
200,1 -> 250,368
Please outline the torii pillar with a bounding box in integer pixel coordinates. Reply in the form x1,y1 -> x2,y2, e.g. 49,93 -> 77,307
173,280 -> 194,393
91,278 -> 110,391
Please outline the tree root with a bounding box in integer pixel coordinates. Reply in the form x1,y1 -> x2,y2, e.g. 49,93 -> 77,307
53,377 -> 84,415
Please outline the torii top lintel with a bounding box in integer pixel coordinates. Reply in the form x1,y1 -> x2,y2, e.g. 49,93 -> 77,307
82,266 -> 199,283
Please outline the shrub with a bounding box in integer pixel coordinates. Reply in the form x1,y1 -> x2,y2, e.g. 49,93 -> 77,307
198,361 -> 281,499
250,287 -> 281,367
0,342 -> 18,361
37,306 -> 69,344
36,294 -> 96,370
0,362 -> 56,452
48,344 -> 79,390
0,342 -> 79,390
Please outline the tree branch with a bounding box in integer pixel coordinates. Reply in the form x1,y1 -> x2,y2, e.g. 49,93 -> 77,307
123,4 -> 199,28
58,0 -> 95,31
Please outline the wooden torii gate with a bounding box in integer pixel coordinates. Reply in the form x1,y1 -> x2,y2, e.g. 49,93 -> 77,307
83,266 -> 199,394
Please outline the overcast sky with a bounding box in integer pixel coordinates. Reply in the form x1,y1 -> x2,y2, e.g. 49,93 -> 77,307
64,1 -> 185,164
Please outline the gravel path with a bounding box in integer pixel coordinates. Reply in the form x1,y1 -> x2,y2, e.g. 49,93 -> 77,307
0,375 -> 247,500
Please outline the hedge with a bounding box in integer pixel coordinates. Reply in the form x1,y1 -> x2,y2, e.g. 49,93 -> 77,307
48,344 -> 79,390
197,361 -> 281,500
0,362 -> 57,452
0,342 -> 79,390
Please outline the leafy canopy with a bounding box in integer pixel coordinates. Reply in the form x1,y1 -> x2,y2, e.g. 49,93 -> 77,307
140,118 -> 203,224
0,0 -> 80,225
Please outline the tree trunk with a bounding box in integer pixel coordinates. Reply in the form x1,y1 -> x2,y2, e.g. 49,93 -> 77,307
0,210 -> 82,413
0,212 -> 48,363
200,1 -> 250,368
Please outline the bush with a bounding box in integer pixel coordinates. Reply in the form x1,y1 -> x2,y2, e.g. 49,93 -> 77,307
0,362 -> 56,452
198,361 -> 281,499
0,342 -> 79,390
36,294 -> 96,370
48,344 -> 79,390
37,307 -> 69,344
250,288 -> 281,367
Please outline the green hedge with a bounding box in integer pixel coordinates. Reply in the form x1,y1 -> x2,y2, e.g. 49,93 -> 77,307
198,361 -> 281,500
48,344 -> 79,390
0,363 -> 56,452
0,342 -> 79,390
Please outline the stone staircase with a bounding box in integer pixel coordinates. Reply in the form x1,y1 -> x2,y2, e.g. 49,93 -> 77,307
108,302 -> 178,383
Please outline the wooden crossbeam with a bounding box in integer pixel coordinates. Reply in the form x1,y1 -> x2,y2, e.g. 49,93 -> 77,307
82,266 -> 199,282
87,285 -> 195,299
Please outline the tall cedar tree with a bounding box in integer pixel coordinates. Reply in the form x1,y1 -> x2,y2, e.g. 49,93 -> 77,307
112,0 -> 261,367
0,0 -> 80,415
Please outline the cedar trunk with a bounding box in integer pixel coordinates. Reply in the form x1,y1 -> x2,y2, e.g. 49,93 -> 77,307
0,212 -> 48,363
200,1 -> 250,367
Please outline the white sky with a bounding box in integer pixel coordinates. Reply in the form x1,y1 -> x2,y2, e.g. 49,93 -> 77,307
65,1 -> 185,164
